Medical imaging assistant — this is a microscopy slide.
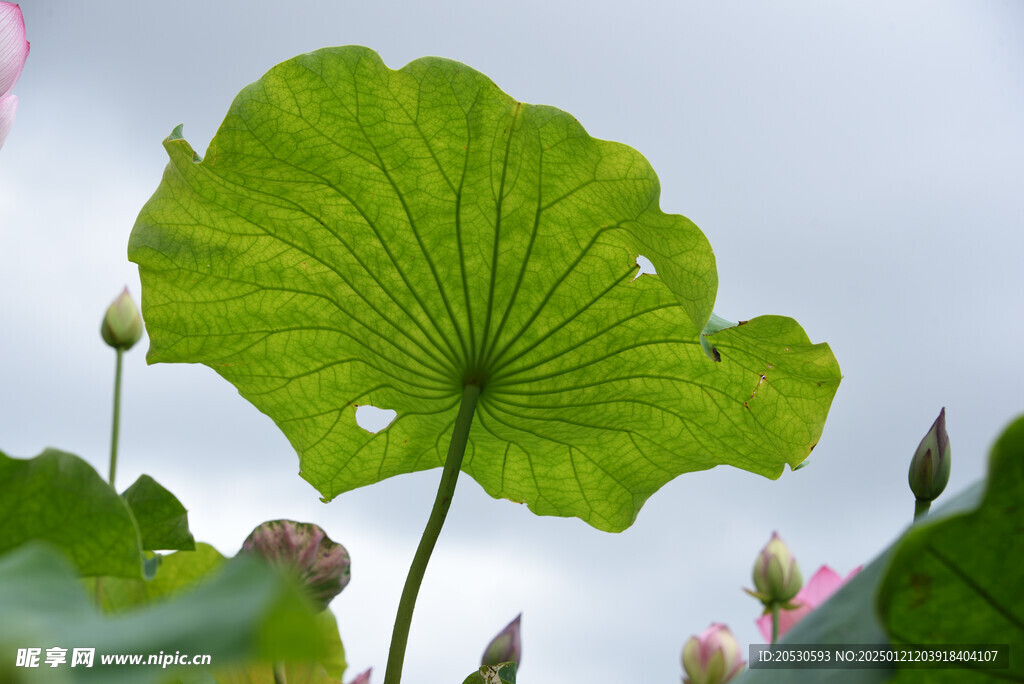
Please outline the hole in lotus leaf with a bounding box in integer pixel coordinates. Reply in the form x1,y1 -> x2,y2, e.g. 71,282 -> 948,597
354,405 -> 397,433
633,255 -> 657,280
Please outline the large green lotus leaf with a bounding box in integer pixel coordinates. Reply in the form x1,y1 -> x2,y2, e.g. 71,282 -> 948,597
128,46 -> 840,532
0,448 -> 145,578
0,544 -> 328,684
122,475 -> 197,552
878,415 -> 1024,683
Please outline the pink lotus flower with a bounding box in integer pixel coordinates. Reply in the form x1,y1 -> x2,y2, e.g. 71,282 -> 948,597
756,565 -> 861,641
0,2 -> 30,150
346,668 -> 371,684
681,623 -> 745,684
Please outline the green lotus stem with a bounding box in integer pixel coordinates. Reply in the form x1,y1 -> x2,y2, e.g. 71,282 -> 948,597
384,383 -> 481,684
108,348 -> 124,487
913,499 -> 931,521
771,604 -> 780,644
273,661 -> 287,684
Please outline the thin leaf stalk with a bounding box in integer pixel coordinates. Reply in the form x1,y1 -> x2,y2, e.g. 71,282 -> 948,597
384,383 -> 481,684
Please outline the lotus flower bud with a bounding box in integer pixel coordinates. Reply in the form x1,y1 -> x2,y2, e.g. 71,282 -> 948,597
681,623 -> 745,684
100,288 -> 143,350
241,520 -> 351,612
346,668 -> 371,684
752,532 -> 802,604
908,407 -> 951,503
481,614 -> 521,667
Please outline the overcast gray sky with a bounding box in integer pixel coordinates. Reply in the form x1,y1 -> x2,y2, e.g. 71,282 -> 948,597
1,1 -> 1022,682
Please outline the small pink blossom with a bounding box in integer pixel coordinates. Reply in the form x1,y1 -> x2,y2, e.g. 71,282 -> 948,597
0,2 -> 29,150
756,565 -> 861,641
681,623 -> 745,684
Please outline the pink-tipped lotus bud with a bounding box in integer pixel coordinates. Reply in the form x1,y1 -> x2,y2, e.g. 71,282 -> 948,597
242,520 -> 351,612
481,614 -> 521,667
908,407 -> 951,503
101,288 -> 143,350
681,623 -> 745,684
0,2 -> 29,151
752,532 -> 802,604
346,668 -> 371,684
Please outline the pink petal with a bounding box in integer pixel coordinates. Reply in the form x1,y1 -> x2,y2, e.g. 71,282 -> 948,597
0,92 -> 16,150
756,613 -> 772,642
796,565 -> 845,609
346,668 -> 372,684
0,2 -> 30,98
754,565 -> 862,641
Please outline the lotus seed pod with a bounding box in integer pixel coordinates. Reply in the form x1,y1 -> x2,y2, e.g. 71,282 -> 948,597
242,519 -> 351,612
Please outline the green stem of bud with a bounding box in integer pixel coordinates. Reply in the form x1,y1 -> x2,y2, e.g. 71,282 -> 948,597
108,348 -> 124,487
273,661 -> 287,684
913,498 -> 931,521
771,603 -> 780,645
384,383 -> 481,684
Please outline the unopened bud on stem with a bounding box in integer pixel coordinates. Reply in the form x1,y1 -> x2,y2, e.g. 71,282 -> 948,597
481,614 -> 521,667
101,288 -> 142,350
909,407 -> 951,505
681,623 -> 745,684
751,532 -> 802,605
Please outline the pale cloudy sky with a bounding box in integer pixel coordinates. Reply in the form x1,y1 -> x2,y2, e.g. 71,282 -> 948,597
1,1 -> 1022,682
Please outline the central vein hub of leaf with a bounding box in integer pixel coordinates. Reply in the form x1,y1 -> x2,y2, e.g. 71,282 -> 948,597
461,367 -> 489,389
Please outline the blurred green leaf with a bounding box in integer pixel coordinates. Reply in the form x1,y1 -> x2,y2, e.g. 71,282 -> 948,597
214,611 -> 346,683
0,448 -> 144,578
122,475 -> 196,551
129,45 -> 839,533
0,543 -> 327,684
462,662 -> 517,684
91,543 -> 225,613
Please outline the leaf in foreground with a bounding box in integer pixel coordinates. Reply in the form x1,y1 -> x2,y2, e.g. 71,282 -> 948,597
122,474 -> 196,551
0,448 -> 146,578
0,543 -> 327,684
463,662 -> 517,684
91,543 -> 225,613
129,45 -> 840,532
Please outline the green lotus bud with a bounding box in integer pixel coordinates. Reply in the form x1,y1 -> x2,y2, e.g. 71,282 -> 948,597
241,519 -> 351,612
100,287 -> 142,350
481,614 -> 521,667
752,532 -> 802,604
908,407 -> 951,503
